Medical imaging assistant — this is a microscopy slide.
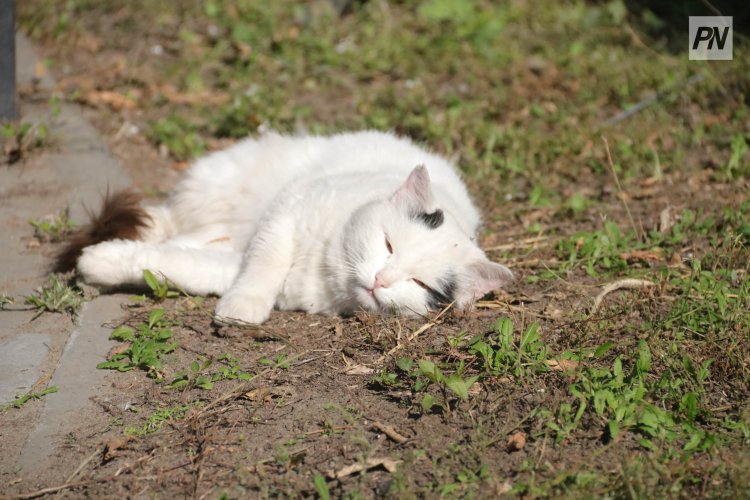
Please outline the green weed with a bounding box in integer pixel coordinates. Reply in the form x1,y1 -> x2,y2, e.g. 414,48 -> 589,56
125,404 -> 190,436
169,354 -> 252,391
2,386 -> 58,411
312,474 -> 331,500
558,221 -> 631,276
416,359 -> 478,413
547,340 -> 719,452
1,121 -> 49,163
28,210 -> 77,241
468,318 -> 550,379
0,294 -> 13,310
24,275 -> 84,319
723,134 -> 749,179
259,354 -> 289,370
169,358 -> 216,390
96,308 -> 178,379
142,269 -> 180,301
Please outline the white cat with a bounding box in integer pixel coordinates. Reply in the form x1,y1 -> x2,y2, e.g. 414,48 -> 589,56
67,131 -> 512,324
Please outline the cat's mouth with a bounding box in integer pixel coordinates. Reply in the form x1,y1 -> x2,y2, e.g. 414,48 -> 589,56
358,285 -> 382,310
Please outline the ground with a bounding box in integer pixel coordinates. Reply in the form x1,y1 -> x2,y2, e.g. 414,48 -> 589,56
2,0 -> 750,498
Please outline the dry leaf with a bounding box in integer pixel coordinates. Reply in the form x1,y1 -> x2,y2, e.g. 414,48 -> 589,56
669,251 -> 684,267
328,457 -> 401,479
619,248 -> 664,263
542,304 -> 564,319
659,206 -> 676,233
545,359 -> 579,372
244,386 -> 293,402
103,435 -> 135,461
344,364 -> 373,375
496,480 -> 513,495
84,90 -> 137,111
76,34 -> 103,52
506,431 -> 527,452
35,61 -> 47,79
244,388 -> 267,401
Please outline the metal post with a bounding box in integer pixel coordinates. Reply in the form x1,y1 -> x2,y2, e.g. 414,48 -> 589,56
0,0 -> 17,120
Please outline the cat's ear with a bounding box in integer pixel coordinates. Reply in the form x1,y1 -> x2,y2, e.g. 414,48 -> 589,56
466,259 -> 514,300
391,165 -> 435,214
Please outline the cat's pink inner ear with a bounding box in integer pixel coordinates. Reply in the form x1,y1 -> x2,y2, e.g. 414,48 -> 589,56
391,165 -> 434,212
469,259 -> 514,299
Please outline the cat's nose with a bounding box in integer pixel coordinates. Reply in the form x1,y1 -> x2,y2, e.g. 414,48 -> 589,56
373,272 -> 389,289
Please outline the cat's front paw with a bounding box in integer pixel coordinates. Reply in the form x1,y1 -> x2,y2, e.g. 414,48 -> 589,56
78,240 -> 139,286
214,291 -> 274,325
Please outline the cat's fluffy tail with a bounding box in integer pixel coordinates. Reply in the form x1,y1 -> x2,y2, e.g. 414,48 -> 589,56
54,190 -> 152,273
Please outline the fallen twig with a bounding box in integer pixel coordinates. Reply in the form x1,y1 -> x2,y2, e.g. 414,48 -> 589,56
373,421 -> 409,443
62,446 -> 103,485
592,278 -> 656,313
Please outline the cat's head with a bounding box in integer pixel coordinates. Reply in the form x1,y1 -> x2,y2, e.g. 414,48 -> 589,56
341,165 -> 513,316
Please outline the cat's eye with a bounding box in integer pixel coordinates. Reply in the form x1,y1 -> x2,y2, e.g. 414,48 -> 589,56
412,278 -> 435,293
385,237 -> 393,254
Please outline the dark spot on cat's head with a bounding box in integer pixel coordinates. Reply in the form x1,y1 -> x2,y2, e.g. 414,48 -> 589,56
427,273 -> 456,310
413,209 -> 444,229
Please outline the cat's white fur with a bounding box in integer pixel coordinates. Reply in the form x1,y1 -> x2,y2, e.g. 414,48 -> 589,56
78,131 -> 512,324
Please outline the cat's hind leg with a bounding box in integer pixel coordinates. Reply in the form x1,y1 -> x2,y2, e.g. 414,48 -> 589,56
78,240 -> 241,296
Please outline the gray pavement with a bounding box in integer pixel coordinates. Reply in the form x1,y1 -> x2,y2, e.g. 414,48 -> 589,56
0,34 -> 132,480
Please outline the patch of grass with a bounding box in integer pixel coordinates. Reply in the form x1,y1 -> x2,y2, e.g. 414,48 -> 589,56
24,275 -> 84,319
28,210 -> 78,242
2,386 -> 58,411
468,317 -> 550,379
2,120 -> 50,164
722,133 -> 749,180
96,308 -> 178,379
169,357 -> 216,390
557,221 -> 633,276
169,354 -> 252,391
0,294 -> 13,310
550,340 -> 717,451
259,354 -> 289,370
146,115 -> 205,161
125,403 -> 190,437
415,358 -> 478,414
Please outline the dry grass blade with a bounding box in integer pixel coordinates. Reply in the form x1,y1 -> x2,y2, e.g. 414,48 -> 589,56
602,137 -> 640,242
485,235 -> 553,252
